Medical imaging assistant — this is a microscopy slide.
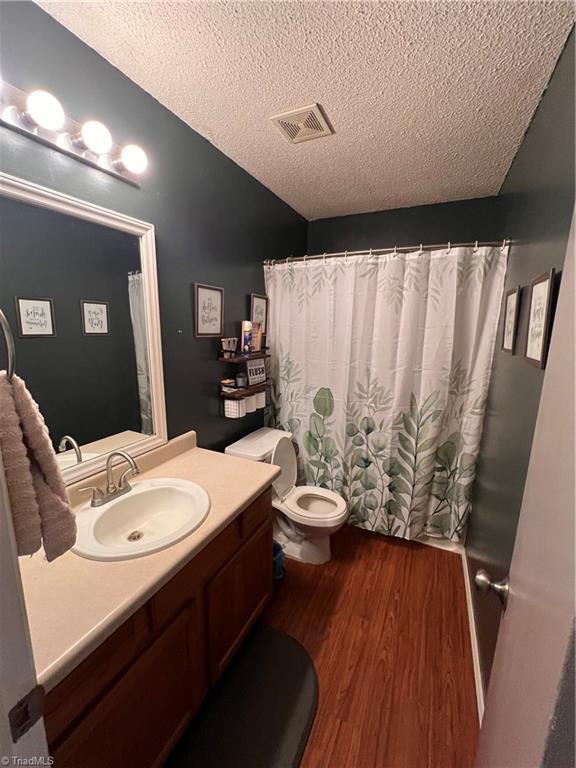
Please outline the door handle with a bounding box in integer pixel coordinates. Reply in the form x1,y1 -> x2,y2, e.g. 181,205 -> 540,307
474,569 -> 510,609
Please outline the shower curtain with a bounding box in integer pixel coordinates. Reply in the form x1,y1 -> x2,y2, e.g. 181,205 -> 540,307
264,245 -> 508,542
128,272 -> 153,435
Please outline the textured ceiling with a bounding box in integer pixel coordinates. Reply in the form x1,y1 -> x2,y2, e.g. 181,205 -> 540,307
38,1 -> 573,220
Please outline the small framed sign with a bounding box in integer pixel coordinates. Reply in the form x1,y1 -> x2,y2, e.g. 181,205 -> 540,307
246,357 -> 267,386
15,297 -> 55,337
502,286 -> 521,354
525,269 -> 555,368
81,300 -> 110,335
251,293 -> 268,334
195,283 -> 224,337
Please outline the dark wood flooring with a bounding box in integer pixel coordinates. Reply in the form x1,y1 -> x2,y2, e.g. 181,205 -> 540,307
263,525 -> 478,768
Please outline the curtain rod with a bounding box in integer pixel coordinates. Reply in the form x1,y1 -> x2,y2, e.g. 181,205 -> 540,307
264,239 -> 511,266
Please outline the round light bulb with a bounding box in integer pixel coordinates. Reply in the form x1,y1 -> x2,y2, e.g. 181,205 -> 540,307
120,144 -> 148,174
26,90 -> 65,131
80,120 -> 112,155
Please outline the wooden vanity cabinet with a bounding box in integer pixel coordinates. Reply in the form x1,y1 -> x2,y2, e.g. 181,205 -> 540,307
45,489 -> 273,767
207,520 -> 272,680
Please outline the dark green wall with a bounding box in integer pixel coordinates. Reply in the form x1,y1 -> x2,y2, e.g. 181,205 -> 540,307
307,195 -> 505,252
0,2 -> 307,451
467,30 -> 575,690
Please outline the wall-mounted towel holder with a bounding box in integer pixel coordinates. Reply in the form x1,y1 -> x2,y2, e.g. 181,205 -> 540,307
0,307 -> 16,381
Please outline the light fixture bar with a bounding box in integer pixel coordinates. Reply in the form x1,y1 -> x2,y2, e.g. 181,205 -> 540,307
0,81 -> 145,188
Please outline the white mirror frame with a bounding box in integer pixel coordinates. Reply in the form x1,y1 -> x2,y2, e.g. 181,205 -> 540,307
0,171 -> 167,484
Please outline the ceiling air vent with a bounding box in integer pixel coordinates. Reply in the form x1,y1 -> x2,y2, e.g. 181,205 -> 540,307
270,104 -> 333,144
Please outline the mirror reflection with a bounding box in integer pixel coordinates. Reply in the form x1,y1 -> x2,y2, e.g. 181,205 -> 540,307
0,195 -> 153,470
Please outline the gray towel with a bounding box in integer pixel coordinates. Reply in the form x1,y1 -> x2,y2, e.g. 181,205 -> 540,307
0,372 -> 76,561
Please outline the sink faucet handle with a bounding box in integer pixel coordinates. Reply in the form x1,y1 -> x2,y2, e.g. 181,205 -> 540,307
78,485 -> 105,506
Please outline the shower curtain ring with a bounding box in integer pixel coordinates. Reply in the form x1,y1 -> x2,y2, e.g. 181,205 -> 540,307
447,242 -> 451,253
474,240 -> 479,252
419,243 -> 423,254
323,252 -> 327,264
393,245 -> 398,258
501,239 -> 507,252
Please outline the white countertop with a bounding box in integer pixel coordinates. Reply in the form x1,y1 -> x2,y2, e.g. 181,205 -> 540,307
18,432 -> 280,692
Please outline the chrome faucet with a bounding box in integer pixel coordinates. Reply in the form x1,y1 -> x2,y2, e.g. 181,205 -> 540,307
58,435 -> 82,464
80,450 -> 140,507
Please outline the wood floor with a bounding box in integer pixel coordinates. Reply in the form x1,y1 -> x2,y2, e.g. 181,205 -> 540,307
262,525 -> 478,768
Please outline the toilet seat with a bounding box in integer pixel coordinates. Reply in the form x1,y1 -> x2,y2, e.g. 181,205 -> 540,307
277,486 -> 347,527
270,436 -> 347,527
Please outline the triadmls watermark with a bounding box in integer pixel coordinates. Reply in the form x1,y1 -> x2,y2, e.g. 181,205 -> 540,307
1,757 -> 54,766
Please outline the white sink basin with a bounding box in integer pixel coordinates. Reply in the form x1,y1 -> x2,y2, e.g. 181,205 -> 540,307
73,478 -> 210,561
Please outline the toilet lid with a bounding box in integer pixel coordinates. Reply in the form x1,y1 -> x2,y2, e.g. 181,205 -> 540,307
270,436 -> 297,500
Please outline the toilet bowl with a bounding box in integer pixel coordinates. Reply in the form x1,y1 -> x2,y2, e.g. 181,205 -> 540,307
225,427 -> 348,565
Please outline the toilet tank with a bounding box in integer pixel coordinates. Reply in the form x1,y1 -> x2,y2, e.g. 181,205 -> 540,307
225,427 -> 293,463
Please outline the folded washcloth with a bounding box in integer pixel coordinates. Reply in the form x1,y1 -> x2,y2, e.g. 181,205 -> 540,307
0,372 -> 76,561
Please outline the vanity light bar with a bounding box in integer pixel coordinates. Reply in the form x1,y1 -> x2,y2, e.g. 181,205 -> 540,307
0,80 -> 148,187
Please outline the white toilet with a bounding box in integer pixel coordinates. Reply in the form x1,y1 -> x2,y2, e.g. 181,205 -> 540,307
225,427 -> 348,565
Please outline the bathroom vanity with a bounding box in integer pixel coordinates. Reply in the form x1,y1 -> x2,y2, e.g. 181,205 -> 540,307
18,434 -> 280,768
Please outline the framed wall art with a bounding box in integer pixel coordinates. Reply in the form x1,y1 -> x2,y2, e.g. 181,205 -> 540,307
525,269 -> 555,368
15,297 -> 55,337
251,293 -> 268,334
195,283 -> 224,337
502,286 -> 521,353
81,300 -> 110,335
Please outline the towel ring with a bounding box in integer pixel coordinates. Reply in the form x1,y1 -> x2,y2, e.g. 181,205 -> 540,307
0,307 -> 15,382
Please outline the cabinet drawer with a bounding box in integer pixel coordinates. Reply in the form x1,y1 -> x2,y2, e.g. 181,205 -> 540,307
52,608 -> 198,768
45,605 -> 151,746
207,520 -> 273,681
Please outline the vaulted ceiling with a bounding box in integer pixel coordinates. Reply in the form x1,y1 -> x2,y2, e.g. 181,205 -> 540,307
39,1 -> 574,219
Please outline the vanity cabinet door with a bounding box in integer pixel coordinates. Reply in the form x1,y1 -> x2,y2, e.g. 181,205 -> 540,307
52,606 -> 199,768
206,521 -> 272,681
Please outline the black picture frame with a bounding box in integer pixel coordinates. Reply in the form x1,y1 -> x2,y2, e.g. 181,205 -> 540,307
80,300 -> 110,336
525,269 -> 555,369
195,283 -> 224,337
15,296 -> 56,337
501,286 -> 521,354
250,293 -> 269,335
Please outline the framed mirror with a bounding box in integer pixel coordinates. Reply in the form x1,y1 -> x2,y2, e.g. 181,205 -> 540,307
0,172 -> 167,483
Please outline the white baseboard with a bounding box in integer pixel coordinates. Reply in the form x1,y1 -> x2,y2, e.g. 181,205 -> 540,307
461,549 -> 485,723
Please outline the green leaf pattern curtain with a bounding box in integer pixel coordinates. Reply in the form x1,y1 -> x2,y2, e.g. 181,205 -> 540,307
264,246 -> 508,541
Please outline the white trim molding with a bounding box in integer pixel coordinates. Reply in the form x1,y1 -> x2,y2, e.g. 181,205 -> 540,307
461,549 -> 485,723
0,171 -> 168,484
